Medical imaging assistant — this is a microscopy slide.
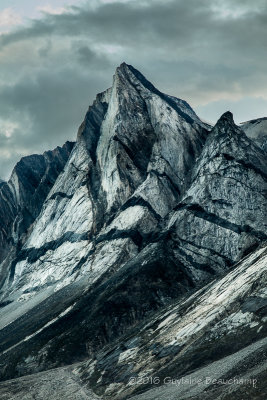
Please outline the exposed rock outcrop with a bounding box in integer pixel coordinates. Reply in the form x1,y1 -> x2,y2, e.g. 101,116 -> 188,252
0,141 -> 74,288
0,64 -> 266,399
241,117 -> 267,152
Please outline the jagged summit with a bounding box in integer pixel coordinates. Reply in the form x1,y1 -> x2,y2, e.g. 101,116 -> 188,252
115,61 -> 132,74
212,110 -> 238,134
112,62 -> 206,127
216,110 -> 234,124
115,62 -> 159,94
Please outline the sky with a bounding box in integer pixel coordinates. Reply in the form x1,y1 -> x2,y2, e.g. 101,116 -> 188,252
0,0 -> 267,179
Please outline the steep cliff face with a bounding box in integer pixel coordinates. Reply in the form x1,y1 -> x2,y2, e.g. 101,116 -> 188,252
0,141 -> 74,289
166,111 -> 267,281
0,64 -> 266,399
1,63 -> 209,301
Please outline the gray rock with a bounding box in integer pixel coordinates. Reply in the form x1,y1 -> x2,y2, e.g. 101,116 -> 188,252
166,111 -> 267,284
0,141 -> 74,288
0,64 -> 266,400
241,117 -> 267,152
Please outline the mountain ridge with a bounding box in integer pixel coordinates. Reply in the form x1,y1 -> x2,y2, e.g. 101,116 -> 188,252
0,64 -> 266,400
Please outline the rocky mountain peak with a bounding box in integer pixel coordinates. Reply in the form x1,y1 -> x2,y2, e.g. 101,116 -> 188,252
115,61 -> 132,74
114,62 -> 205,127
212,110 -> 237,134
0,65 -> 266,400
216,110 -> 234,123
115,62 -> 157,92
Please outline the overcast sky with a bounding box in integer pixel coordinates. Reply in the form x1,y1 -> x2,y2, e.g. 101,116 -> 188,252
0,0 -> 267,179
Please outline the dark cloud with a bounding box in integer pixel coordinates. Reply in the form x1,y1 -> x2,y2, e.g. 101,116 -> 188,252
0,0 -> 266,178
0,64 -> 112,177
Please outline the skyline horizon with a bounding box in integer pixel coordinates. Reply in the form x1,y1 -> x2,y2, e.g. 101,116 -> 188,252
1,0 -> 266,179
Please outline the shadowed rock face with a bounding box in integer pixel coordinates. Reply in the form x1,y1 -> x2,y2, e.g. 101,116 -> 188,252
0,64 -> 266,400
0,141 -> 74,287
166,111 -> 267,279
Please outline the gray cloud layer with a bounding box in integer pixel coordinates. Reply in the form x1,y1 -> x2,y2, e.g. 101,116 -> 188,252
0,0 -> 266,179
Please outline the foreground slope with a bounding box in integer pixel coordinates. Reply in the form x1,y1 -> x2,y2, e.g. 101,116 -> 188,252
0,245 -> 266,399
80,244 -> 266,399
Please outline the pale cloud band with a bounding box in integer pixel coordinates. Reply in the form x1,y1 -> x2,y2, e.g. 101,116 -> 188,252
37,5 -> 68,16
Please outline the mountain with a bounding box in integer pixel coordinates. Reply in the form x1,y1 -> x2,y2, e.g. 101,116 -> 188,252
0,142 -> 74,289
240,117 -> 267,152
0,63 -> 266,400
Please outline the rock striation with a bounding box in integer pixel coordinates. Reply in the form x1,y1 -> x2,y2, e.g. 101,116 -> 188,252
0,142 -> 74,288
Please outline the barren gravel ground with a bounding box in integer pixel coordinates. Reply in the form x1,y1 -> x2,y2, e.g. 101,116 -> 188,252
0,363 -> 99,400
